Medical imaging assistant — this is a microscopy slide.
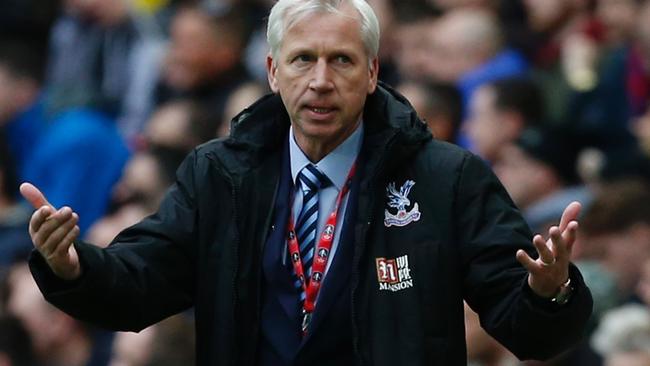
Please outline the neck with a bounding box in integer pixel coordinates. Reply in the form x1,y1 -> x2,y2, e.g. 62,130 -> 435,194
294,120 -> 361,163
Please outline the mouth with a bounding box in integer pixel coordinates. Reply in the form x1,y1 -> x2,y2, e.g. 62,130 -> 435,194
302,104 -> 337,120
309,107 -> 334,114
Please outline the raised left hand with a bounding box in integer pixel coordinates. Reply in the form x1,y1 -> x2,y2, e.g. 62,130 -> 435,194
516,201 -> 581,298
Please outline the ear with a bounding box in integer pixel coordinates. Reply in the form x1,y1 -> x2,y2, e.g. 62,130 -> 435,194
367,57 -> 379,94
266,54 -> 279,93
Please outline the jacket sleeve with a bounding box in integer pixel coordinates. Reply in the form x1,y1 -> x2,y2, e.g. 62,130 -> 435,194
29,149 -> 201,332
456,153 -> 593,361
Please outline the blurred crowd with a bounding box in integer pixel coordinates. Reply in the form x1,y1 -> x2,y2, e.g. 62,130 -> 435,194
1,0 -> 650,365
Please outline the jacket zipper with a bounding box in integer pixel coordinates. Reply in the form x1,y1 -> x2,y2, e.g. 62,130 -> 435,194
351,132 -> 399,365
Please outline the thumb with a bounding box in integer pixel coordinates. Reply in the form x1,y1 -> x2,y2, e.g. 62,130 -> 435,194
20,182 -> 53,209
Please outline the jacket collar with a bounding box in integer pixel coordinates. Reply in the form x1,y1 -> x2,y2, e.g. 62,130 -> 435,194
215,81 -> 432,176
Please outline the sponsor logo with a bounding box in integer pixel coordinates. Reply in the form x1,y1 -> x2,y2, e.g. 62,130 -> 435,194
375,255 -> 413,292
384,180 -> 421,227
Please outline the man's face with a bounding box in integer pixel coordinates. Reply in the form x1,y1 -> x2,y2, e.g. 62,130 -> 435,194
267,5 -> 378,155
493,143 -> 553,208
164,9 -> 226,91
466,86 -> 504,161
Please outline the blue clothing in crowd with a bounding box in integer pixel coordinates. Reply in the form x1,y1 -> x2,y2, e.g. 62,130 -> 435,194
456,48 -> 529,149
6,101 -> 130,235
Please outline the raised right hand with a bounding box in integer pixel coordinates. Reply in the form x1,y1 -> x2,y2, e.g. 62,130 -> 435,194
20,182 -> 81,280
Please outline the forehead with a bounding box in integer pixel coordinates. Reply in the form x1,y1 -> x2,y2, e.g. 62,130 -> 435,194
280,6 -> 366,54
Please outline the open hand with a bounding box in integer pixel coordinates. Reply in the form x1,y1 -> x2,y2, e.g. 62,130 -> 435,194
516,201 -> 581,298
20,182 -> 81,280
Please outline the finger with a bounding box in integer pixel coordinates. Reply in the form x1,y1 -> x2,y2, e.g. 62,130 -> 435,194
53,225 -> 80,259
562,221 -> 579,254
41,213 -> 79,255
30,206 -> 55,237
549,225 -> 567,259
33,207 -> 73,250
533,233 -> 554,264
559,201 -> 581,232
20,183 -> 52,210
516,249 -> 538,273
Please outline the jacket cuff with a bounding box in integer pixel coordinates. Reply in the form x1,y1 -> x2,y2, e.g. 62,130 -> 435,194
28,241 -> 94,296
521,264 -> 583,313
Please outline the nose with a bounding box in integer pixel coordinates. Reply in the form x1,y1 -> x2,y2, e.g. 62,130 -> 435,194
309,59 -> 334,92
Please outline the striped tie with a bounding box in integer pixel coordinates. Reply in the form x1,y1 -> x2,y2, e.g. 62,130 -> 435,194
294,164 -> 330,300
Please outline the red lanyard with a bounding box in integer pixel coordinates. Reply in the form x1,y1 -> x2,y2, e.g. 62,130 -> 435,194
287,162 -> 357,336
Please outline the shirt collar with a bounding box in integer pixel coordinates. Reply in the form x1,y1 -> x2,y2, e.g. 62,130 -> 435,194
289,122 -> 363,191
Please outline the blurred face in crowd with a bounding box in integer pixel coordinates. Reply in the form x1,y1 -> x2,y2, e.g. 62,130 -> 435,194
523,0 -> 571,33
606,351 -> 650,366
589,224 -> 650,297
466,85 -> 512,162
113,153 -> 166,210
65,0 -> 128,26
397,82 -> 456,142
165,8 -> 235,91
267,4 -> 378,160
636,2 -> 650,70
394,20 -> 435,82
493,144 -> 558,208
0,64 -> 38,125
597,0 -> 639,45
6,265 -> 74,359
145,102 -> 194,150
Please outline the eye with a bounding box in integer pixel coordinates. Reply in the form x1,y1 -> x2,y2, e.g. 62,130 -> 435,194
292,54 -> 314,64
335,55 -> 352,64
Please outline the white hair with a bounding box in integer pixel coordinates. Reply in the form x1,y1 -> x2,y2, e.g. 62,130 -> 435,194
266,0 -> 380,65
591,304 -> 650,355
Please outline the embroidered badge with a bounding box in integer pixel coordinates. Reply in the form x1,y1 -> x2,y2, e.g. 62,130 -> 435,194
384,180 -> 421,227
376,255 -> 413,292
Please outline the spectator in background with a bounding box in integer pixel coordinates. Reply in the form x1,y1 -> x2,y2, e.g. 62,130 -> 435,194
423,7 -> 528,147
155,4 -> 252,135
596,0 -> 641,48
493,127 -> 589,233
219,81 -> 266,137
427,8 -> 527,105
396,80 -> 462,142
0,40 -> 130,236
6,262 -> 111,366
0,40 -> 45,171
109,314 -> 195,366
464,302 -> 519,366
579,180 -> 650,301
86,147 -> 187,247
591,304 -> 650,366
0,134 -> 32,267
391,3 -> 439,83
0,315 -> 34,366
45,0 -> 167,142
143,100 -> 216,152
465,77 -> 544,162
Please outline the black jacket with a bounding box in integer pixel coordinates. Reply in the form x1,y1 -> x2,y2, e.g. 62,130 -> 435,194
30,83 -> 592,365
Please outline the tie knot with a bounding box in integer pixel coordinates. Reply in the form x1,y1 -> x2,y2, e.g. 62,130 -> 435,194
297,164 -> 330,192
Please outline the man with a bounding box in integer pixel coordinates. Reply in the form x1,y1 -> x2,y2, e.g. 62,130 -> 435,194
465,77 -> 543,163
22,0 -> 592,365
